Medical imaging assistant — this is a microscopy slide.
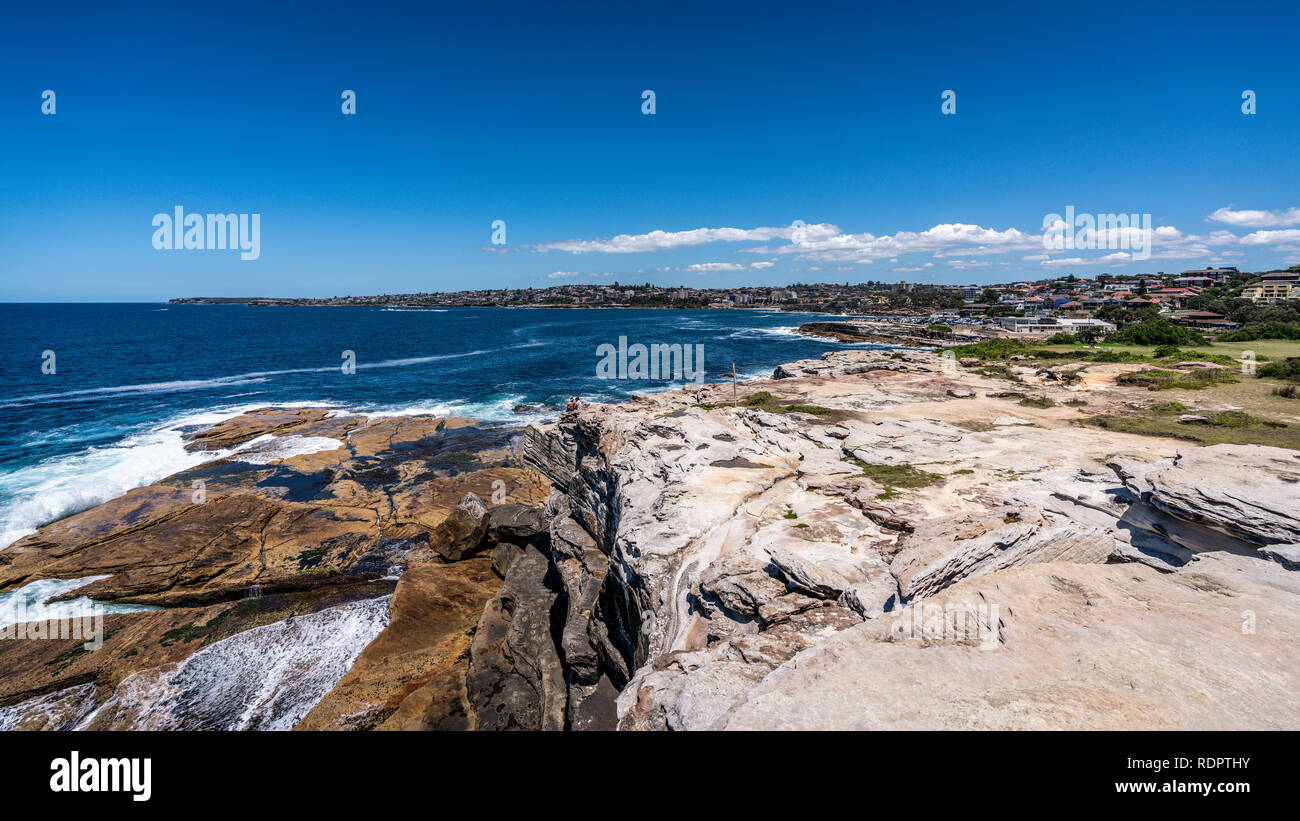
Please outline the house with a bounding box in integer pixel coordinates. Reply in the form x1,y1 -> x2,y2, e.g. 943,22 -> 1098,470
998,316 -> 1116,337
1241,271 -> 1300,304
1146,287 -> 1199,309
1171,311 -> 1240,330
1176,267 -> 1237,288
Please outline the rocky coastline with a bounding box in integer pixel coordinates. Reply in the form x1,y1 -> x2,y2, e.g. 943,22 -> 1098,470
797,320 -> 995,347
3,345 -> 1299,730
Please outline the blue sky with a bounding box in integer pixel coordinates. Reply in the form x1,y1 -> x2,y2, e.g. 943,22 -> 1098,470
1,0 -> 1298,301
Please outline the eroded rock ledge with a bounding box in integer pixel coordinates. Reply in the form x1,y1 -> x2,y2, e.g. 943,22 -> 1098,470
5,344 -> 1299,731
522,347 -> 1300,730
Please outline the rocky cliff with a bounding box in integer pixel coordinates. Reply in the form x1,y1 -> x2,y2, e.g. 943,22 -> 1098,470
4,346 -> 1299,731
523,348 -> 1300,729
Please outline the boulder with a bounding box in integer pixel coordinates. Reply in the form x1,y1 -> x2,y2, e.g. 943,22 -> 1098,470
431,493 -> 490,561
485,503 -> 548,546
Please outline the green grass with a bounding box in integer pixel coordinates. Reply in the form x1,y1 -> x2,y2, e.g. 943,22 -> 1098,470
844,456 -> 942,497
1080,410 -> 1300,450
1018,396 -> 1056,408
1196,410 -> 1287,429
1115,367 -> 1239,391
1209,339 -> 1300,361
689,390 -> 845,420
1035,340 -> 1286,367
772,404 -> 835,416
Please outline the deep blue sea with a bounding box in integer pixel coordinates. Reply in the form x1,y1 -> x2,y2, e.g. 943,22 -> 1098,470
0,304 -> 884,549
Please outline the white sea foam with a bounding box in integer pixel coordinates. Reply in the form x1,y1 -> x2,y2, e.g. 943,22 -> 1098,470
77,597 -> 391,730
363,394 -> 555,424
0,682 -> 100,731
0,404 -> 327,550
0,576 -> 158,630
0,351 -> 491,408
722,325 -> 804,340
228,434 -> 344,465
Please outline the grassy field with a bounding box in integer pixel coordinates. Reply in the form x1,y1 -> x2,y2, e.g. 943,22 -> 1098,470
994,337 -> 1300,449
1037,338 -> 1300,361
1082,406 -> 1300,450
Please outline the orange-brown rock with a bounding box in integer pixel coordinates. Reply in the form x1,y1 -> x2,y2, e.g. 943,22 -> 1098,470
0,409 -> 546,607
0,407 -> 551,728
295,558 -> 500,730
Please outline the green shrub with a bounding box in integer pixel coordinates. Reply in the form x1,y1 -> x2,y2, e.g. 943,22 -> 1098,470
1117,367 -> 1238,390
1105,320 -> 1208,347
1218,321 -> 1300,342
1018,396 -> 1056,408
1258,358 -> 1300,381
951,338 -> 1031,360
774,404 -> 834,416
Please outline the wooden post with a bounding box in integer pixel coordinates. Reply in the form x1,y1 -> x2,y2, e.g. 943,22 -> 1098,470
732,363 -> 738,407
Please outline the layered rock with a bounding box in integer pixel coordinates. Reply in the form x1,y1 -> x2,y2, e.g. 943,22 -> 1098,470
0,409 -> 537,607
0,408 -> 550,730
523,348 -> 1300,730
715,553 -> 1300,730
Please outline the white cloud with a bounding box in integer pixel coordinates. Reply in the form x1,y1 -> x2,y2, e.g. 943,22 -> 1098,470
680,260 -> 777,273
1239,229 -> 1300,246
686,262 -> 745,272
1039,257 -> 1091,269
537,214 -> 1300,276
1208,206 -> 1300,228
535,224 -> 839,254
761,223 -> 1042,263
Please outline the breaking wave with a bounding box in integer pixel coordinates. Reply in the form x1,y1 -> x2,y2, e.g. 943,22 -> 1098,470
78,597 -> 391,730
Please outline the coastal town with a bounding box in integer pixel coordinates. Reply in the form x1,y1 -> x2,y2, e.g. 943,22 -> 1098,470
170,264 -> 1300,340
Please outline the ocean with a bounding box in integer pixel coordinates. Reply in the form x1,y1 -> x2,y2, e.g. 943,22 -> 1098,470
0,304 -> 883,550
